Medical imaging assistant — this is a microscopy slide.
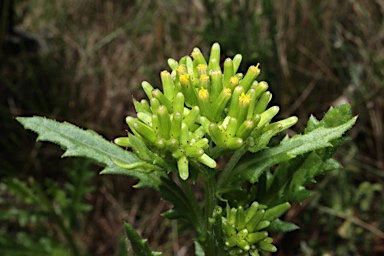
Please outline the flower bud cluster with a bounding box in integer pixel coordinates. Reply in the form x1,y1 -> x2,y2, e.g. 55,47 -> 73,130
115,43 -> 298,179
221,201 -> 291,255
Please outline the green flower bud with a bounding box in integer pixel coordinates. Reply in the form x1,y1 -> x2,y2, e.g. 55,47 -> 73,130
212,87 -> 232,121
225,117 -> 238,138
179,123 -> 189,146
236,119 -> 255,140
185,56 -> 195,76
246,209 -> 265,233
258,106 -> 280,127
126,116 -> 138,134
151,114 -> 160,135
236,229 -> 249,240
192,126 -> 206,140
170,112 -> 183,139
271,116 -> 298,131
228,86 -> 245,117
255,220 -> 270,231
191,47 -> 207,66
233,54 -> 242,74
197,153 -> 216,168
246,88 -> 258,120
223,58 -> 234,87
239,64 -> 260,93
225,236 -> 238,248
263,202 -> 291,222
222,217 -> 237,236
197,87 -> 211,120
229,248 -> 244,255
160,70 -> 175,101
178,155 -> 189,180
152,89 -> 173,113
208,122 -> 226,147
228,207 -> 237,225
155,137 -> 165,149
258,240 -> 277,252
183,105 -> 200,129
199,116 -> 211,133
142,81 -> 154,99
177,64 -> 187,77
133,121 -> 157,144
251,81 -> 269,100
133,98 -> 151,114
235,73 -> 244,80
173,92 -> 185,114
192,138 -> 209,150
199,74 -> 210,90
208,42 -> 220,71
150,98 -> 160,115
172,147 -> 184,159
167,58 -> 178,71
167,138 -> 179,150
179,73 -> 198,107
157,105 -> 171,139
254,91 -> 272,115
225,137 -> 244,149
114,137 -> 130,147
237,239 -> 250,251
246,231 -> 268,244
197,64 -> 208,76
251,127 -> 280,152
210,69 -> 223,101
237,92 -> 252,126
137,112 -> 152,125
245,202 -> 260,223
236,206 -> 246,231
184,145 -> 204,158
228,76 -> 240,90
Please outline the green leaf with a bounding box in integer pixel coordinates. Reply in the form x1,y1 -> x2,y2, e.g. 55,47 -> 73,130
256,150 -> 341,206
159,177 -> 202,232
229,106 -> 356,184
266,219 -> 299,233
16,116 -> 161,189
194,241 -> 205,256
124,222 -> 161,256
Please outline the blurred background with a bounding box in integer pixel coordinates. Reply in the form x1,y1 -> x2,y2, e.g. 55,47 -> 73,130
1,0 -> 383,255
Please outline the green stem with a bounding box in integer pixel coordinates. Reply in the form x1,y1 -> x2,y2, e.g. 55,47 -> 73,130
179,177 -> 204,233
201,170 -> 218,255
217,149 -> 247,190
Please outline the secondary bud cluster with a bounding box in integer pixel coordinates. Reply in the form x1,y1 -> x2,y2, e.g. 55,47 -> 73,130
115,43 -> 298,179
221,202 -> 291,255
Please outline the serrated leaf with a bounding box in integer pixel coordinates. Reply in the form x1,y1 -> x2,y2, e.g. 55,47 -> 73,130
159,177 -> 202,232
266,219 -> 299,233
100,165 -> 163,189
124,222 -> 162,256
256,150 -> 341,206
228,113 -> 356,184
16,116 -> 161,189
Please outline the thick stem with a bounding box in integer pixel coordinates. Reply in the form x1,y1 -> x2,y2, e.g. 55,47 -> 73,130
201,171 -> 218,255
179,177 -> 204,233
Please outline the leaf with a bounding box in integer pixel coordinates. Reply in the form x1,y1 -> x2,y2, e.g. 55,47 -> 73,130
256,150 -> 341,206
159,177 -> 202,232
266,219 -> 299,233
194,241 -> 205,256
124,222 -> 162,256
229,107 -> 356,184
16,116 -> 161,189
